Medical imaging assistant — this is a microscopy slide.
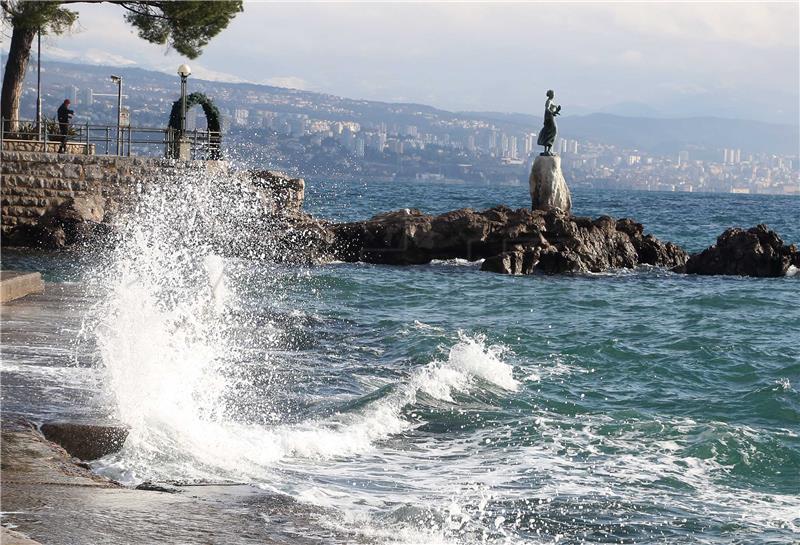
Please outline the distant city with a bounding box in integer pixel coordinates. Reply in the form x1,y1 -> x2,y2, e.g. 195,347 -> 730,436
13,60 -> 800,196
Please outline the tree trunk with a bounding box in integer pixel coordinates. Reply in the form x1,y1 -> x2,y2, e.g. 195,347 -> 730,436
1,25 -> 36,133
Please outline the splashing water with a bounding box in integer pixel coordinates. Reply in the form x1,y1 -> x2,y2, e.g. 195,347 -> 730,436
89,168 -> 526,544
83,169 -> 800,544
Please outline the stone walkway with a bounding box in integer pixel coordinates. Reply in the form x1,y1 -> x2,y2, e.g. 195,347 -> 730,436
0,271 -> 44,303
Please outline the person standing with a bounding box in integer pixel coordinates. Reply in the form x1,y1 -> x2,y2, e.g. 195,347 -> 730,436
536,90 -> 561,156
57,99 -> 74,153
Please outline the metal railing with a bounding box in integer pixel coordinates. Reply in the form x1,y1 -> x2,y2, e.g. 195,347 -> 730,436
1,118 -> 222,160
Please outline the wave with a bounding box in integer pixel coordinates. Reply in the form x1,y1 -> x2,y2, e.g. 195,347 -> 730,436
85,168 -> 799,544
94,329 -> 518,485
88,169 -> 520,487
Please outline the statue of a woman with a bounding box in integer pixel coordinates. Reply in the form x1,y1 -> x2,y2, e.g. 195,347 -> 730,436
537,90 -> 561,156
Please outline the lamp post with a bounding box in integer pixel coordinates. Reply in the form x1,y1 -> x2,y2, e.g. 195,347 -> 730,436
177,64 -> 191,135
36,28 -> 42,140
110,75 -> 122,155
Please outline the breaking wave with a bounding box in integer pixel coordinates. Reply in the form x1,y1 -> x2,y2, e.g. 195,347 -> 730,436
90,169 -> 519,488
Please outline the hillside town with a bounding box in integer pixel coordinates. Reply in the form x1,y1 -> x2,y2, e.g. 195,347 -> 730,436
16,61 -> 800,195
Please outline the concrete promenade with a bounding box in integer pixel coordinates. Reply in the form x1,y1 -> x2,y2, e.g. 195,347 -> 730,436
0,271 -> 44,303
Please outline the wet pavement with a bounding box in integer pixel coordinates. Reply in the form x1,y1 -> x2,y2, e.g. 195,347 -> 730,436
1,283 -> 351,545
1,422 -> 348,545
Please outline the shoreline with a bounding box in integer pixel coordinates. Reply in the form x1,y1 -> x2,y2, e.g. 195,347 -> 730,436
0,419 -> 341,544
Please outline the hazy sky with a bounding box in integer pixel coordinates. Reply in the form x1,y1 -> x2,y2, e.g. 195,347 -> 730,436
5,1 -> 799,123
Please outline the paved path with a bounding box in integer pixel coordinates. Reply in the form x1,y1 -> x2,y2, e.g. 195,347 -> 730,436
0,422 -> 338,544
0,271 -> 44,303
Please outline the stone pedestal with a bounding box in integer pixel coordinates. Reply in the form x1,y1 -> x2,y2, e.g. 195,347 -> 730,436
529,155 -> 572,213
177,137 -> 192,160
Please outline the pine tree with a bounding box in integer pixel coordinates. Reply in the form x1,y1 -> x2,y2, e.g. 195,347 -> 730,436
1,1 -> 242,130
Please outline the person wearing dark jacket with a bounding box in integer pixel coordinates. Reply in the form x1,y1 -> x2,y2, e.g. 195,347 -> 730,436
57,99 -> 74,153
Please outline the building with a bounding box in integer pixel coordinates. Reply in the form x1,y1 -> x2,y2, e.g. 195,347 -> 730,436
723,148 -> 742,164
340,128 -> 356,150
233,108 -> 249,127
488,130 -> 498,151
466,135 -> 476,153
288,116 -> 307,136
64,85 -> 78,103
387,139 -> 403,154
626,154 -> 641,165
523,133 -> 535,156
509,135 -> 518,159
568,139 -> 578,154
500,133 -> 509,156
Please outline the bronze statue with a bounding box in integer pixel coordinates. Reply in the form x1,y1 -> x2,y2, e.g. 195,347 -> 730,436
537,90 -> 560,156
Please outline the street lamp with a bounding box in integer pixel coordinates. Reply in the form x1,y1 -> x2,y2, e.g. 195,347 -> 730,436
110,75 -> 122,155
177,64 -> 191,135
36,29 -> 42,140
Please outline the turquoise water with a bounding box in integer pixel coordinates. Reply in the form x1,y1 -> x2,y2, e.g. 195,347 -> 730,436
299,183 -> 800,542
2,180 -> 798,544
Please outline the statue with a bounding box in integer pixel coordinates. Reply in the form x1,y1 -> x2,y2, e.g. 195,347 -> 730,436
537,90 -> 561,156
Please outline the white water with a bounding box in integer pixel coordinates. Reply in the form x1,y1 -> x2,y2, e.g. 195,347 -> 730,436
85,169 -> 800,544
91,169 -> 520,496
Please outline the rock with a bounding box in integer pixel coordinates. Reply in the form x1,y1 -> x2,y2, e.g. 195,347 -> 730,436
3,196 -> 110,249
332,205 -> 687,274
684,224 -> 800,277
481,248 -> 540,275
40,422 -> 129,461
331,206 -> 545,265
40,195 -> 105,225
135,481 -> 181,493
249,170 -> 305,216
0,271 -> 45,303
2,223 -> 57,249
530,155 -> 572,213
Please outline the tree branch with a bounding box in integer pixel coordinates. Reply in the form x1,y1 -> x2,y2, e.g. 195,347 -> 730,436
57,0 -> 169,19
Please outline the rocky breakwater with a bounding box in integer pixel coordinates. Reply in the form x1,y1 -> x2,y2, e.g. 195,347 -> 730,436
1,168 -> 334,264
215,170 -> 334,264
683,224 -> 800,277
330,205 -> 687,274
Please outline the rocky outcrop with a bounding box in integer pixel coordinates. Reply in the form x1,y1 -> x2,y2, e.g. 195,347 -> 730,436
248,170 -> 305,216
330,205 -> 687,274
530,155 -> 571,213
39,422 -> 129,461
4,196 -> 112,249
683,224 -> 800,277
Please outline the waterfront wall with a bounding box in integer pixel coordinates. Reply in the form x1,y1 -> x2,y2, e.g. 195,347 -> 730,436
2,139 -> 94,155
1,150 -> 226,235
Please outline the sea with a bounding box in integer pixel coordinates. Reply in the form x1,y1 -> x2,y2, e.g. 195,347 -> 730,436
1,174 -> 798,544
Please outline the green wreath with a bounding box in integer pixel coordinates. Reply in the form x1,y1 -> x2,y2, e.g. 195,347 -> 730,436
168,92 -> 222,159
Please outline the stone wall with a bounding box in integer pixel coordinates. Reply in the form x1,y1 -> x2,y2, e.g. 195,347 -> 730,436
1,150 -> 226,235
2,139 -> 95,155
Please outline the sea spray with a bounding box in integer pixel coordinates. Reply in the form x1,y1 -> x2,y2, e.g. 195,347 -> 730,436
90,168 -> 250,482
7,179 -> 798,544
90,166 -> 522,490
